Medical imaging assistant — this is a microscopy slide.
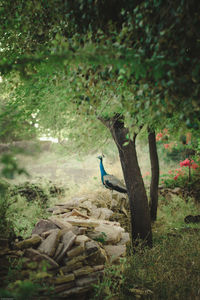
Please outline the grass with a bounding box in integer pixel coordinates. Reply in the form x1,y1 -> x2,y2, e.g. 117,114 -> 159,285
92,195 -> 200,300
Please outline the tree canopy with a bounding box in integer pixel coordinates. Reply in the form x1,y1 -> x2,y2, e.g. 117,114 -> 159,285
0,0 -> 199,132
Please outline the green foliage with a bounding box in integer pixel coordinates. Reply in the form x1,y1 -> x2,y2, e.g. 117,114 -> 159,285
0,153 -> 29,179
0,280 -> 41,300
93,231 -> 107,244
0,0 -> 199,136
92,259 -> 126,300
0,180 -> 13,237
6,181 -> 64,238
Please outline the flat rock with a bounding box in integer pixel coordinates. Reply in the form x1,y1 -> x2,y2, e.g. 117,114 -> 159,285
63,255 -> 85,268
61,217 -> 99,228
91,208 -> 114,220
54,273 -> 75,285
76,271 -> 104,287
56,231 -> 77,263
38,229 -> 60,257
24,248 -> 59,269
78,227 -> 87,235
41,229 -> 57,239
15,234 -> 42,250
58,286 -> 91,297
60,261 -> 83,274
87,224 -> 124,244
67,244 -> 85,258
75,235 -> 90,245
53,242 -> 64,260
85,248 -> 108,265
48,216 -> 73,230
54,281 -> 76,294
73,266 -> 93,278
62,217 -> 120,228
85,240 -> 99,255
104,245 -> 126,263
117,232 -> 130,245
32,219 -> 58,235
52,208 -> 70,215
57,197 -> 87,209
93,265 -> 104,272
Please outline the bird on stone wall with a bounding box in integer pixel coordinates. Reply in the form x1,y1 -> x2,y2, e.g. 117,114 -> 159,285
97,155 -> 127,194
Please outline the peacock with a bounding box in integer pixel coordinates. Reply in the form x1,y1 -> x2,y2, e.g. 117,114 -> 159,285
97,155 -> 127,193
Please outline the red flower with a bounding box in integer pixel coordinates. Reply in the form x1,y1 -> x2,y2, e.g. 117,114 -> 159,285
163,128 -> 169,134
174,175 -> 178,180
156,132 -> 163,141
191,163 -> 198,170
180,158 -> 191,167
164,144 -> 170,149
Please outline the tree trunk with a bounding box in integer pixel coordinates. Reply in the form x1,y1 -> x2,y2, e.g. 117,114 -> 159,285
100,116 -> 152,248
148,128 -> 159,222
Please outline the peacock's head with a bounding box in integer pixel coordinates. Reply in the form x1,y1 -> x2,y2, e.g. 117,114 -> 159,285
97,154 -> 104,161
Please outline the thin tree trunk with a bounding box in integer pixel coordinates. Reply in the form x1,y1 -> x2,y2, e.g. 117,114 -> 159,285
100,116 -> 152,248
148,128 -> 159,222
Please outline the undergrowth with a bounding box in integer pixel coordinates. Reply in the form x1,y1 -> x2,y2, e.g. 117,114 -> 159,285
92,194 -> 200,300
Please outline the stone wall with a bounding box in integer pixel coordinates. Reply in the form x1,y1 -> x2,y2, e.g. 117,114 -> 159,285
5,194 -> 130,298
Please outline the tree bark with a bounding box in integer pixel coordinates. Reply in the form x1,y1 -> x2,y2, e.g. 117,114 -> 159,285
148,128 -> 159,222
100,115 -> 152,248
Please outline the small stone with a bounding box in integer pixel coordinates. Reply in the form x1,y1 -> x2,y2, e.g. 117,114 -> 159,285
76,271 -> 104,287
60,262 -> 83,274
54,281 -> 76,293
56,231 -> 77,263
67,244 -> 85,258
93,265 -> 104,272
41,229 -> 56,238
53,243 -> 64,260
15,234 -> 42,250
85,248 -> 108,266
75,235 -> 89,245
53,208 -> 70,215
70,209 -> 89,219
117,232 -> 130,245
62,217 -> 99,228
58,286 -> 91,297
48,216 -> 73,230
87,224 -> 123,244
63,255 -> 85,267
32,219 -> 58,235
99,208 -> 114,220
24,248 -> 59,269
104,245 -> 126,263
54,273 -> 75,285
78,227 -> 87,235
85,241 -> 99,255
38,229 -> 60,257
73,266 -> 93,278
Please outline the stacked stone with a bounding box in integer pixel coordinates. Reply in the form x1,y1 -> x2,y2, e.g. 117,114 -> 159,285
14,197 -> 130,298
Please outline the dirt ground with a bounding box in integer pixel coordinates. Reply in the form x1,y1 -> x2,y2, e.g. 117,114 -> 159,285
15,150 -> 99,186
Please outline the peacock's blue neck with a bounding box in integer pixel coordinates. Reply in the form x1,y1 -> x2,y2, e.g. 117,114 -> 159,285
99,159 -> 107,184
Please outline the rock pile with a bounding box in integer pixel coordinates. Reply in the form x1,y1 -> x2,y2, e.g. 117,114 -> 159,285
13,194 -> 130,298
